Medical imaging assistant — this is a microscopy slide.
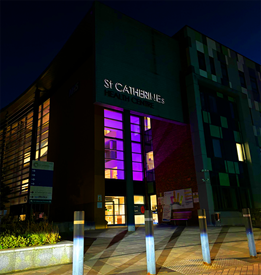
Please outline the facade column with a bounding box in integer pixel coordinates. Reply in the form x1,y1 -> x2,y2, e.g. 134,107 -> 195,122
123,110 -> 135,231
185,74 -> 215,224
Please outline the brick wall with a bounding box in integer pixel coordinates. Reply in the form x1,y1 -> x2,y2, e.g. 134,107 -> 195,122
152,119 -> 199,224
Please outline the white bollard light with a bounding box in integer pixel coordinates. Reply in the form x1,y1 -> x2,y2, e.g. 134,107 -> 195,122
145,210 -> 156,275
73,211 -> 85,275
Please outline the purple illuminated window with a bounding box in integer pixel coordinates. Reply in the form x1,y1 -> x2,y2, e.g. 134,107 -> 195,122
132,162 -> 143,171
105,160 -> 124,169
131,143 -> 141,153
105,151 -> 124,160
133,172 -> 143,181
104,109 -> 123,121
105,138 -> 123,151
104,109 -> 124,180
104,127 -> 123,139
130,115 -> 143,181
131,132 -> 141,142
116,170 -> 124,180
131,124 -> 140,133
130,116 -> 140,125
132,153 -> 142,162
104,119 -> 123,129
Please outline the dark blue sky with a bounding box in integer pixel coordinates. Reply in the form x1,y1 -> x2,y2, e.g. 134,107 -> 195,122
1,1 -> 260,109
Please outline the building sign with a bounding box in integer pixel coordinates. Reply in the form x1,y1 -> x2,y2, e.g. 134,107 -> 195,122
29,161 -> 54,204
95,8 -> 184,123
134,204 -> 145,215
104,79 -> 165,106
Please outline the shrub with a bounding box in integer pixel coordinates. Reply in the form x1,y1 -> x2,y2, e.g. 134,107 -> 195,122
0,219 -> 61,249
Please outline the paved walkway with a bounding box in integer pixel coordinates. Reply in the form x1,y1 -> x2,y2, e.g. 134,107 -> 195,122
13,225 -> 261,275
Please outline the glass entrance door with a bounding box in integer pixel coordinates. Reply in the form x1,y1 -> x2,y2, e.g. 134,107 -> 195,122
105,196 -> 125,225
105,201 -> 114,225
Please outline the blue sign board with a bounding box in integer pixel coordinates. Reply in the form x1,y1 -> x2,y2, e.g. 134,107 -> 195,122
29,161 -> 54,204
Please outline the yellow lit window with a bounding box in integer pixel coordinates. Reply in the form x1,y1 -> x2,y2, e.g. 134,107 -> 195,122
112,169 -> 117,179
105,169 -> 110,178
134,195 -> 144,204
135,215 -> 145,224
24,157 -> 30,164
105,168 -> 118,179
40,147 -> 48,157
146,151 -> 154,170
144,117 -> 151,131
236,143 -> 244,161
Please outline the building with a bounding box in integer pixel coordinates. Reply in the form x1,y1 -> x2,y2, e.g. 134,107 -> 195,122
1,2 -> 260,228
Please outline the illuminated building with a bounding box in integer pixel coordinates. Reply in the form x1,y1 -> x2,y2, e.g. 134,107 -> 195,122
0,2 -> 260,227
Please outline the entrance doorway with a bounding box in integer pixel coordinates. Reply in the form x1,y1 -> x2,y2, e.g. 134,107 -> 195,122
105,196 -> 125,225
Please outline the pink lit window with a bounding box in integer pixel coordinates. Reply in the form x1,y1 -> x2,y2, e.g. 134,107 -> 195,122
104,109 -> 124,180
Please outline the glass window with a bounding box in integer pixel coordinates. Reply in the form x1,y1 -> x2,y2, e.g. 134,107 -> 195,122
132,162 -> 143,171
221,62 -> 228,78
104,119 -> 123,129
212,139 -> 222,158
132,153 -> 142,162
105,160 -> 124,170
150,195 -> 158,224
250,76 -> 258,93
35,99 -> 50,161
131,124 -> 140,133
135,215 -> 145,225
146,151 -> 154,170
209,96 -> 217,113
130,116 -> 140,125
236,143 -> 244,161
104,109 -> 124,180
104,128 -> 123,139
131,143 -> 141,153
131,132 -> 141,142
104,109 -> 123,121
105,196 -> 125,225
209,57 -> 216,75
133,172 -> 143,181
104,138 -> 123,151
239,71 -> 246,88
134,195 -> 144,204
144,117 -> 151,131
130,115 -> 143,181
197,51 -> 206,71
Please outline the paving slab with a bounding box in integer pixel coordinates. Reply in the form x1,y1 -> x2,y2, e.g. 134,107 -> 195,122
8,225 -> 261,274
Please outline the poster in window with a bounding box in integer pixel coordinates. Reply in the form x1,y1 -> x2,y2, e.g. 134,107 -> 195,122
164,188 -> 193,210
162,205 -> 171,222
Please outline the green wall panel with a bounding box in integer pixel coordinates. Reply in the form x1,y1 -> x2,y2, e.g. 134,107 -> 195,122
210,125 -> 220,138
219,173 -> 230,186
220,116 -> 228,128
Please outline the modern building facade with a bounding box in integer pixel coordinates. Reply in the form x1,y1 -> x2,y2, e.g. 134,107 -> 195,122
1,2 -> 260,228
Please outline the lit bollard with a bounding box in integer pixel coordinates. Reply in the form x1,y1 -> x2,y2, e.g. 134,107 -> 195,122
73,211 -> 85,275
198,209 -> 211,265
242,208 -> 257,258
145,210 -> 156,275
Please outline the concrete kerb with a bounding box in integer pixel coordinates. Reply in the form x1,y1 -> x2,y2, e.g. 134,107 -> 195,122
0,241 -> 73,274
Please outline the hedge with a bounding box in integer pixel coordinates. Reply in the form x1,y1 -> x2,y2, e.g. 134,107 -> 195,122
0,218 -> 61,249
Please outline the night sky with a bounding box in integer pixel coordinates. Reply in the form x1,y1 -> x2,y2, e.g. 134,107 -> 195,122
1,1 -> 260,109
